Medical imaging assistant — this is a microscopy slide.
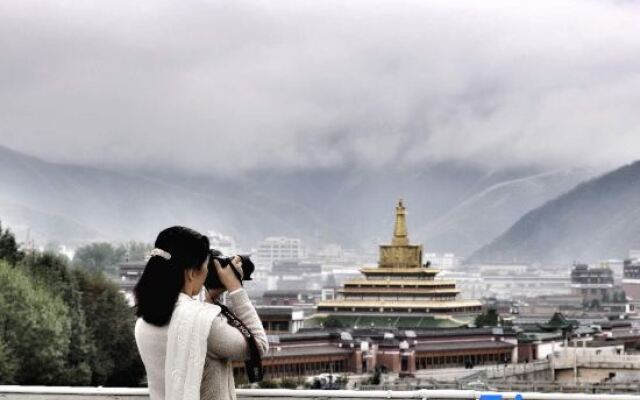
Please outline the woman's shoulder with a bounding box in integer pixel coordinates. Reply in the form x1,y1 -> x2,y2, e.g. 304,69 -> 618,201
201,301 -> 222,312
173,297 -> 222,325
135,317 -> 169,337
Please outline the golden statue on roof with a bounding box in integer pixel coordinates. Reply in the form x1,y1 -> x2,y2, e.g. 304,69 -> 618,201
392,199 -> 409,246
379,199 -> 423,269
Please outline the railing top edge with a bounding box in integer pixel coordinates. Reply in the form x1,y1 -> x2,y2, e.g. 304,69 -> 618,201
1,386 -> 640,400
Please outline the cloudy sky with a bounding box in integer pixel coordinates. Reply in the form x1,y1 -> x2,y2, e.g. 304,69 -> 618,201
1,0 -> 639,175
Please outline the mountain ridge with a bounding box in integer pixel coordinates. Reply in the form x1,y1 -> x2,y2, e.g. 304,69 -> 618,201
0,145 -> 600,254
469,160 -> 640,264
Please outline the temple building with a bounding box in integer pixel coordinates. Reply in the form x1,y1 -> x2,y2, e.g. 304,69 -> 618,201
310,199 -> 482,329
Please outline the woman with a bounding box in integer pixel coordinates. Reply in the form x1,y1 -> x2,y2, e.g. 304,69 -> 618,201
134,226 -> 268,400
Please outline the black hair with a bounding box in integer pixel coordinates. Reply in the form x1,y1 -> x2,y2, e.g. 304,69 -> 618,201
134,226 -> 210,326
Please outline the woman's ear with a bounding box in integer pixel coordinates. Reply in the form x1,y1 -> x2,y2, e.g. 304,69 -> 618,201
184,268 -> 194,284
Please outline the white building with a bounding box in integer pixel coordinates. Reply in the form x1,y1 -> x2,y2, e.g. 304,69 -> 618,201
599,259 -> 625,283
253,237 -> 303,269
207,231 -> 237,256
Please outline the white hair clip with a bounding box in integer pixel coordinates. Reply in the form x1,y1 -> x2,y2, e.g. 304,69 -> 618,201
149,248 -> 172,260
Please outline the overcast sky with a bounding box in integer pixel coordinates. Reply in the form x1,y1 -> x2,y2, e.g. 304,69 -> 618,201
1,0 -> 639,175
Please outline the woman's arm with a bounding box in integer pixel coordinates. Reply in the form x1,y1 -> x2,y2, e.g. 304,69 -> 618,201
227,288 -> 269,355
206,289 -> 269,360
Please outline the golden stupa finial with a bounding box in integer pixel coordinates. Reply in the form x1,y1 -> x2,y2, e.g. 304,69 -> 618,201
392,198 -> 409,246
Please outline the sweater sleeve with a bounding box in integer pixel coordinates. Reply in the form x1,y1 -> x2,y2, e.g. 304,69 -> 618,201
206,289 -> 269,360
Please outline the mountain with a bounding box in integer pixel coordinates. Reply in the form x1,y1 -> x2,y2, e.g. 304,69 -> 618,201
415,169 -> 597,257
469,160 -> 640,264
0,145 -> 598,253
0,145 -> 329,247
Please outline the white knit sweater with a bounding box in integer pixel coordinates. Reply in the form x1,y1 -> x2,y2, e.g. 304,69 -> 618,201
135,289 -> 269,400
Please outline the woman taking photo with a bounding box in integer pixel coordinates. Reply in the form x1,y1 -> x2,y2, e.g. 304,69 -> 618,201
134,226 -> 268,400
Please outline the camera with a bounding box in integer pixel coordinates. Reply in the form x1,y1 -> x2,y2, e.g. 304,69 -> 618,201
204,249 -> 255,289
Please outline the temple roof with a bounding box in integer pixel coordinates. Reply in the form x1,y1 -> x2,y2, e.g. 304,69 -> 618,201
318,299 -> 482,309
309,200 -> 482,325
414,340 -> 515,352
536,312 -> 578,332
338,288 -> 460,295
360,267 -> 439,274
344,279 -> 456,287
307,313 -> 471,329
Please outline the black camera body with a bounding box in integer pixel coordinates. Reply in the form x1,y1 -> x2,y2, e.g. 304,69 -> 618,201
205,249 -> 255,289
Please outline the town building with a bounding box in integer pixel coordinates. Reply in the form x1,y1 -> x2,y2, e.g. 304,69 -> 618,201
571,264 -> 628,313
268,260 -> 323,291
622,257 -> 640,300
119,261 -> 145,292
253,237 -> 303,269
256,306 -> 305,334
232,327 -> 516,379
207,231 -> 237,256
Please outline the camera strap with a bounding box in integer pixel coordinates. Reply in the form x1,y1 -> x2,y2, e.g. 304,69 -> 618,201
215,301 -> 264,383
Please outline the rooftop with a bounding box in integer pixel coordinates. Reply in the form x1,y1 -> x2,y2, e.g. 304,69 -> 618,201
338,288 -> 460,295
414,340 -> 515,352
360,267 -> 440,274
309,314 -> 470,329
317,299 -> 482,308
267,345 -> 352,358
344,279 -> 457,286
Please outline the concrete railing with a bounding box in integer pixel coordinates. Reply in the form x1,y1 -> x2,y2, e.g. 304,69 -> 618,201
3,386 -> 640,400
552,354 -> 640,370
485,361 -> 550,379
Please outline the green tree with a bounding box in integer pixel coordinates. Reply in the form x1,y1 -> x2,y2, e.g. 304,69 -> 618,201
258,379 -> 278,388
0,261 -> 71,384
123,241 -> 153,262
475,308 -> 500,327
279,377 -> 298,389
74,269 -> 145,386
72,242 -> 126,275
0,221 -> 22,265
0,336 -> 18,384
0,226 -> 145,387
20,252 -> 93,385
370,366 -> 382,385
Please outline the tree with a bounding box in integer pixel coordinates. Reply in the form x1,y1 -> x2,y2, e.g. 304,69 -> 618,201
0,261 -> 71,384
20,252 -> 93,385
74,269 -> 145,386
72,242 -> 126,275
475,308 -> 500,327
0,336 -> 18,384
0,221 -> 22,265
370,366 -> 383,385
123,241 -> 153,262
0,243 -> 145,387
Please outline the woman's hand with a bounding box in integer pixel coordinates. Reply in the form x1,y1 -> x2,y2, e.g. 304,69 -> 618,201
204,257 -> 243,302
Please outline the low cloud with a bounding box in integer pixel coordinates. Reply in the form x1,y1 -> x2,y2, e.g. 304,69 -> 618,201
1,0 -> 639,175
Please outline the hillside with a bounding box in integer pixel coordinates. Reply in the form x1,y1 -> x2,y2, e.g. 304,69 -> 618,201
469,161 -> 640,264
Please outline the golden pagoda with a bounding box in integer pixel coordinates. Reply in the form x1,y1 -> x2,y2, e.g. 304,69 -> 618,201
314,200 -> 482,329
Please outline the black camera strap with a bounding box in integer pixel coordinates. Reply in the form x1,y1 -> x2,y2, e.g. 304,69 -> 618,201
215,301 -> 264,383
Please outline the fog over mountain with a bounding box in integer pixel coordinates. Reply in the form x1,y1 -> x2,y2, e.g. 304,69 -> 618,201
1,0 -> 638,256
469,161 -> 640,264
0,146 -> 601,255
416,169 -> 599,257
